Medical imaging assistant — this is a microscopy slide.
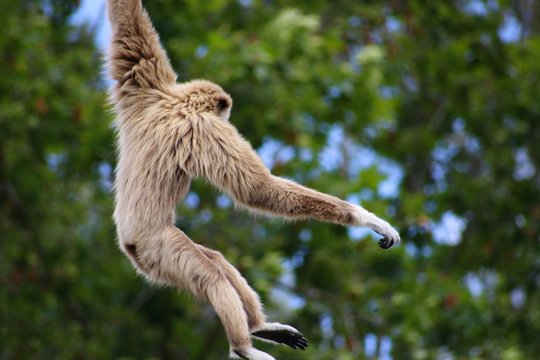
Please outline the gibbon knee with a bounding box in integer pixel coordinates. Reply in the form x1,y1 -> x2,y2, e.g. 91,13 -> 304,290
119,239 -> 161,281
122,243 -> 142,268
117,228 -> 179,284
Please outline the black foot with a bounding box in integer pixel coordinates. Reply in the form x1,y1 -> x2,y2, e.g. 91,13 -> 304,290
252,327 -> 309,350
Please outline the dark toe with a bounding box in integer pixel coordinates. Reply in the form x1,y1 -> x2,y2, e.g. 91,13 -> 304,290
379,238 -> 394,249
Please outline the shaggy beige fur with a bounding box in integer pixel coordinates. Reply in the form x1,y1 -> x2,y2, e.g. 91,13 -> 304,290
106,1 -> 400,359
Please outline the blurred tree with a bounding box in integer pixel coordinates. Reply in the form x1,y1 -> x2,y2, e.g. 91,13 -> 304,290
1,0 -> 539,359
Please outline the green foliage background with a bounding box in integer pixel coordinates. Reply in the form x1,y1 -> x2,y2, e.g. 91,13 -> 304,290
1,0 -> 539,359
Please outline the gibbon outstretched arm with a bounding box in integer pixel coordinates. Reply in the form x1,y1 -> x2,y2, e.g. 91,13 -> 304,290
107,0 -> 176,95
184,113 -> 400,249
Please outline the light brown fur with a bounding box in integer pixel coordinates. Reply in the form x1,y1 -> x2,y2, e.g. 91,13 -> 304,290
106,1 -> 400,359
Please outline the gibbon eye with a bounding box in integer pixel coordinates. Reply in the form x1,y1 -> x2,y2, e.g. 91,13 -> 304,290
217,98 -> 230,111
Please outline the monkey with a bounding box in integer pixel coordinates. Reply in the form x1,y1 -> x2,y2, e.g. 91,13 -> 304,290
106,1 -> 400,359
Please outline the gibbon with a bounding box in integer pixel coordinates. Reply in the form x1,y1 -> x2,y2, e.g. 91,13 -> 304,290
106,1 -> 400,359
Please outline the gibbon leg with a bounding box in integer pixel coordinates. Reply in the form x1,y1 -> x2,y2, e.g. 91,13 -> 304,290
205,278 -> 251,351
196,245 -> 309,350
196,245 -> 266,329
120,227 -> 277,359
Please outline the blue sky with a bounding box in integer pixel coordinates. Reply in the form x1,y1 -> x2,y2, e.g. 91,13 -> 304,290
71,0 -> 110,49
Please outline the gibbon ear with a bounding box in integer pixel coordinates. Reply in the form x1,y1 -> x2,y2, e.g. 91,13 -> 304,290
214,97 -> 232,122
217,96 -> 232,111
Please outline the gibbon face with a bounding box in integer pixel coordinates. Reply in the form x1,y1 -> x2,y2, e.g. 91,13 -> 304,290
173,79 -> 233,121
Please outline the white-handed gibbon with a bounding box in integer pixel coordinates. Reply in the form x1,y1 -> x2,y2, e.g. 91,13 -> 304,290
106,1 -> 400,359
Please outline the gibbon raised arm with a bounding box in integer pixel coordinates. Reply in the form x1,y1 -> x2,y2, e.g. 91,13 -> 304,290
106,1 -> 400,359
108,0 -> 176,96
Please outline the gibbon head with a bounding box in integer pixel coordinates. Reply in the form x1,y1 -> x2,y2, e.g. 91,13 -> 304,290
174,79 -> 233,121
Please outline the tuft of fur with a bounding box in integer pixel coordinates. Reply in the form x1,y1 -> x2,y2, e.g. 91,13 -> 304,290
106,0 -> 400,358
